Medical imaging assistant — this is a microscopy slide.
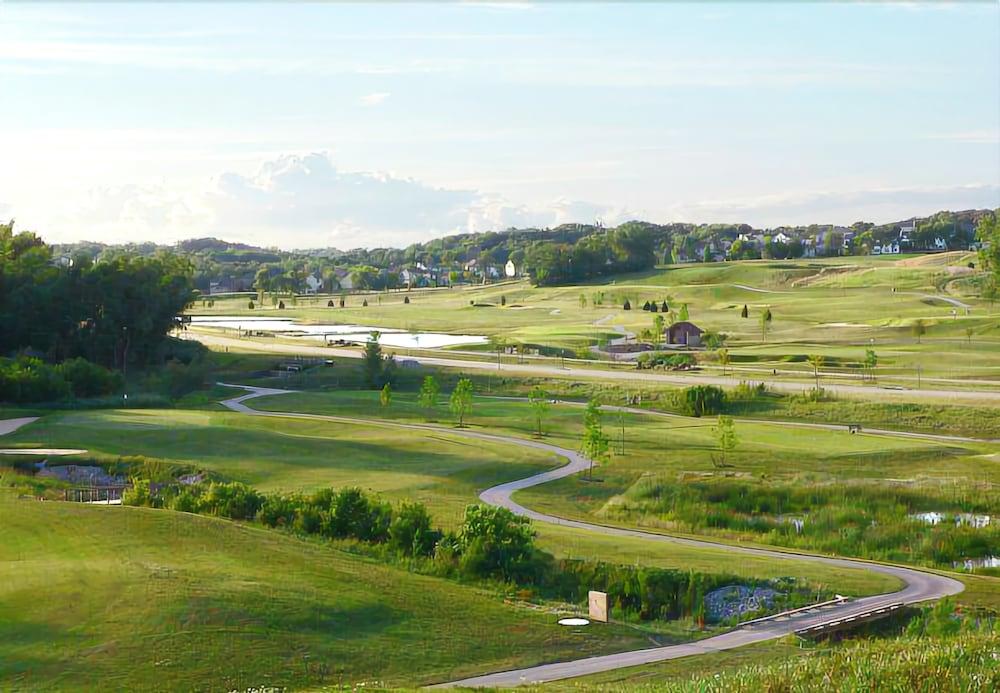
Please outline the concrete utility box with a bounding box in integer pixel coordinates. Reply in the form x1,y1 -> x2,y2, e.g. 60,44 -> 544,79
588,590 -> 609,622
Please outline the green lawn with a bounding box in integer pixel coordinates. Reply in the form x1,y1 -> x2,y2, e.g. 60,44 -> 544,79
5,404 -> 902,596
2,408 -> 561,526
0,494 -> 653,690
188,254 -> 1000,386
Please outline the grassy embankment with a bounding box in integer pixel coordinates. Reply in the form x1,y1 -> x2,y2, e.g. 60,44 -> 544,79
0,493 -> 653,690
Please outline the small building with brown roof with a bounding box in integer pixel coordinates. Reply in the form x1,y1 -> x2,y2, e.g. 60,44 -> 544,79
665,321 -> 704,347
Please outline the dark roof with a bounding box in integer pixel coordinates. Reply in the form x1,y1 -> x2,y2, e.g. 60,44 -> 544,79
666,321 -> 703,334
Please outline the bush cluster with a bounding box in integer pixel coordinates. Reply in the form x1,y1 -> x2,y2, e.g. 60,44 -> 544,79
0,356 -> 122,403
675,385 -> 727,416
636,352 -> 696,370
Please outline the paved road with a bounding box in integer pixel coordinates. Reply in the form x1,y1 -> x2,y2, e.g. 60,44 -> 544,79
187,331 -> 1000,403
216,384 -> 966,688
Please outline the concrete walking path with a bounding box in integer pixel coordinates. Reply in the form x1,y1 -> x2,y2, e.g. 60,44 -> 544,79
217,383 -> 966,688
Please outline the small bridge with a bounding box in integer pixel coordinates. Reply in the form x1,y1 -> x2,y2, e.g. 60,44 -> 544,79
63,485 -> 129,503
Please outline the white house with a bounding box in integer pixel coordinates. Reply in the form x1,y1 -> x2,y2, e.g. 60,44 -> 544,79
933,237 -> 947,250
875,241 -> 900,255
773,232 -> 792,244
504,259 -> 517,278
304,274 -> 323,294
399,268 -> 414,286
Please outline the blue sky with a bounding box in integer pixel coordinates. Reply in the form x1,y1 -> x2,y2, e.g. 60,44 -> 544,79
1,1 -> 997,249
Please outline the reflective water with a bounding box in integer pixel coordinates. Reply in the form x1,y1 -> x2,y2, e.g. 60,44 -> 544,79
188,316 -> 488,349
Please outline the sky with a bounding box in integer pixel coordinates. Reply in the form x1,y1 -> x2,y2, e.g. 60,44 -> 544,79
1,1 -> 998,250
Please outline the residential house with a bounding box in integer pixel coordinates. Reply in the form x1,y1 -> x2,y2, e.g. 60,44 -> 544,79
504,259 -> 517,278
304,274 -> 323,294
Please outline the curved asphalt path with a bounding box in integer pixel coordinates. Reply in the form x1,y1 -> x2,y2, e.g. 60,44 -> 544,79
216,383 -> 965,688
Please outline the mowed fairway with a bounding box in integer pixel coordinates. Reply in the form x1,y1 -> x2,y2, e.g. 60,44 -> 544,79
0,495 -> 651,690
3,409 -> 562,525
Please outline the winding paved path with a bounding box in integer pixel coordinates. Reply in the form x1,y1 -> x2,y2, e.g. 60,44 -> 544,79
216,384 -> 965,688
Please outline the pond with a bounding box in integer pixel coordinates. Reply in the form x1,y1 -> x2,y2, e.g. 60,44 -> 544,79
187,316 -> 488,349
909,511 -> 991,529
953,556 -> 1000,570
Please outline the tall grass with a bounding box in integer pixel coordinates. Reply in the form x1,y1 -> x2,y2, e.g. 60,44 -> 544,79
605,475 -> 1000,568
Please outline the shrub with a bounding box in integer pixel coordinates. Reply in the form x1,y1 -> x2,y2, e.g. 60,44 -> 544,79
389,502 -> 441,557
56,358 -> 122,397
678,385 -> 726,417
0,356 -> 71,403
170,485 -> 203,513
199,481 -> 264,520
122,479 -> 158,508
258,493 -> 301,528
456,504 -> 538,582
320,487 -> 392,543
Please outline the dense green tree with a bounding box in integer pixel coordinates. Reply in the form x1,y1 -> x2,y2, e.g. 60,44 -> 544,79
976,212 -> 999,299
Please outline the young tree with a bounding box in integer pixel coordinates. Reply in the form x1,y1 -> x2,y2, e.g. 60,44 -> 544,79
362,298 -> 368,307
911,319 -> 926,344
653,314 -> 665,345
580,399 -> 610,480
363,331 -> 387,388
403,295 -> 410,304
278,300 -> 285,310
528,385 -> 550,437
661,300 -> 669,313
248,300 -> 255,310
450,378 -> 474,427
741,304 -> 749,319
623,298 -> 631,310
717,347 -> 730,376
500,294 -> 506,306
965,326 -> 974,345
579,293 -> 587,309
864,348 -> 878,381
380,382 -> 392,408
488,334 -> 508,369
760,307 -> 772,342
678,303 -> 690,321
714,415 -> 737,468
807,354 -> 825,388
418,375 -> 440,415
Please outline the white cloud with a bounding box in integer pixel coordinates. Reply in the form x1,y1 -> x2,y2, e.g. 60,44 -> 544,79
14,154 -> 995,249
359,92 -> 391,106
27,152 -> 633,248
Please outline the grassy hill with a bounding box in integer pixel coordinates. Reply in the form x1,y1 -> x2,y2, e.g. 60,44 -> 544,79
0,494 -> 651,691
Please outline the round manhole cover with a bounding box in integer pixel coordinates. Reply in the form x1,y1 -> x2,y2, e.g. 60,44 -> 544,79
558,617 -> 590,626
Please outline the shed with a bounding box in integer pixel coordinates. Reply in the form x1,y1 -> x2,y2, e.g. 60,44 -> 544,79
665,321 -> 704,347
